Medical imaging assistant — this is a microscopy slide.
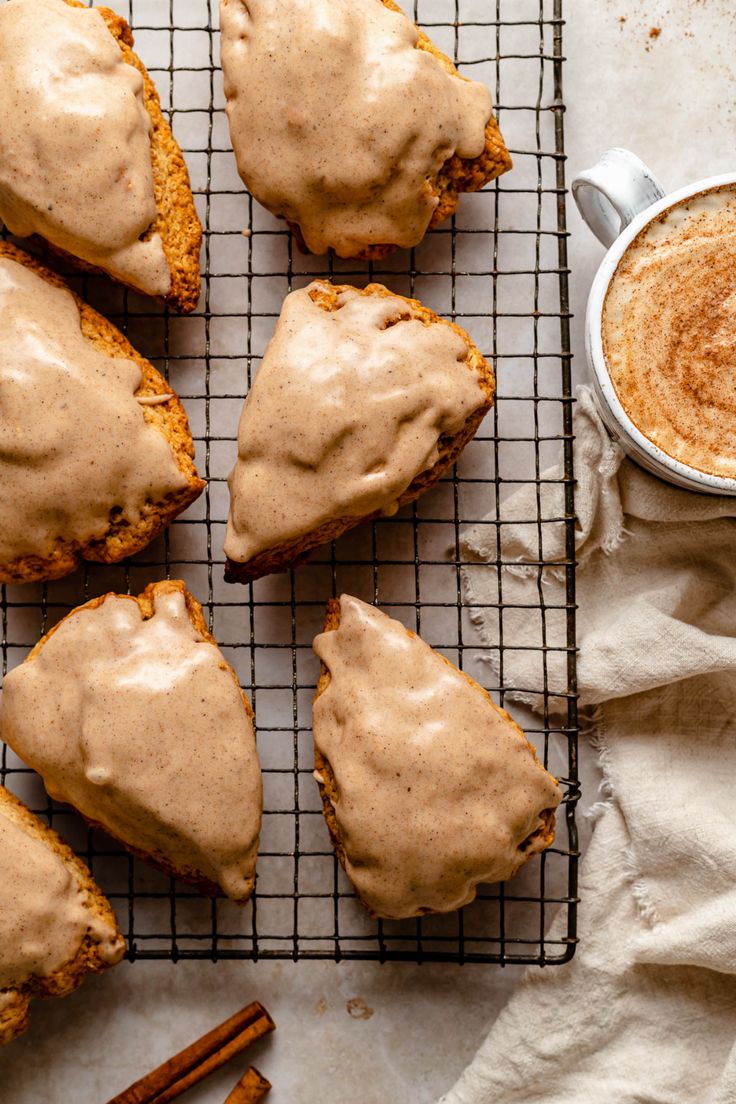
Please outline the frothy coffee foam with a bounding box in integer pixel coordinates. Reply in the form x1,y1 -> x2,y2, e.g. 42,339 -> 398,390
603,185 -> 736,479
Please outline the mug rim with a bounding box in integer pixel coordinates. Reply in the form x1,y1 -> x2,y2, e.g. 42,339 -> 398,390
586,170 -> 736,494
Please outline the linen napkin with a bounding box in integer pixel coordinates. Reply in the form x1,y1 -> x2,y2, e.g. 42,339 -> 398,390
439,386 -> 736,1103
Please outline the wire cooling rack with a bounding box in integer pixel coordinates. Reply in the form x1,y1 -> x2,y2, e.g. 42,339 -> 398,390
0,0 -> 578,965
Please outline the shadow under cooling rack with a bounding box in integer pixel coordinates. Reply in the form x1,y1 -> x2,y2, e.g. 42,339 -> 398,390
0,0 -> 579,965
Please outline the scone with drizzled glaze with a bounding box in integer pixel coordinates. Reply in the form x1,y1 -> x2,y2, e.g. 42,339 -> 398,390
0,243 -> 204,585
0,0 -> 201,311
0,785 -> 125,1046
224,279 -> 494,583
0,581 -> 262,903
220,0 -> 511,259
312,595 -> 561,920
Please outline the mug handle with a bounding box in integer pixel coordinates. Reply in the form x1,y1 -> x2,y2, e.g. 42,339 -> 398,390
571,148 -> 666,247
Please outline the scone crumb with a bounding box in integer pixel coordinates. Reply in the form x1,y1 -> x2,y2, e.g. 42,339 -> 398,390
346,997 -> 374,1021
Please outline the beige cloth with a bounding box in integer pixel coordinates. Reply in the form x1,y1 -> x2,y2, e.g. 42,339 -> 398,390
440,387 -> 736,1103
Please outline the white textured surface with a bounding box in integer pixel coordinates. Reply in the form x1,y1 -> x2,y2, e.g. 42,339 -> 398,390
1,1 -> 734,1101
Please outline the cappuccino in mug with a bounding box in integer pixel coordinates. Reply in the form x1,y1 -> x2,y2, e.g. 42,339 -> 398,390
602,185 -> 736,479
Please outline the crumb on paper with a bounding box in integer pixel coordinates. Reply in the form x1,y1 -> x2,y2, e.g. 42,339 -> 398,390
315,997 -> 327,1016
644,26 -> 662,52
346,997 -> 374,1020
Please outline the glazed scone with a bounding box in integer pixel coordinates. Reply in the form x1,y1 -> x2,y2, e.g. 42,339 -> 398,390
220,0 -> 511,259
224,280 -> 494,583
0,785 -> 124,1046
0,0 -> 201,312
0,243 -> 204,585
0,581 -> 262,903
312,595 -> 562,920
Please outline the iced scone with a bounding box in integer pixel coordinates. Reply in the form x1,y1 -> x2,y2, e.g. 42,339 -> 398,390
0,244 -> 204,585
0,0 -> 201,311
220,0 -> 511,258
224,280 -> 494,583
312,595 -> 561,920
0,786 -> 124,1046
1,581 -> 262,903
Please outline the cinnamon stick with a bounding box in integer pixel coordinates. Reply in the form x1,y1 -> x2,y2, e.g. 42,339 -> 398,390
224,1067 -> 272,1103
106,1002 -> 275,1104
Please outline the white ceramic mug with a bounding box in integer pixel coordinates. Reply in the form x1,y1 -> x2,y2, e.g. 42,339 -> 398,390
572,147 -> 736,495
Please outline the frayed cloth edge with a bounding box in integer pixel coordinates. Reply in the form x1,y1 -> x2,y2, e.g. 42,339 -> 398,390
463,576 -> 569,711
585,703 -> 660,928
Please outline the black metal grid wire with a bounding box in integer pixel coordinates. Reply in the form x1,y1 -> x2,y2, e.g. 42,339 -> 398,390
0,0 -> 579,965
